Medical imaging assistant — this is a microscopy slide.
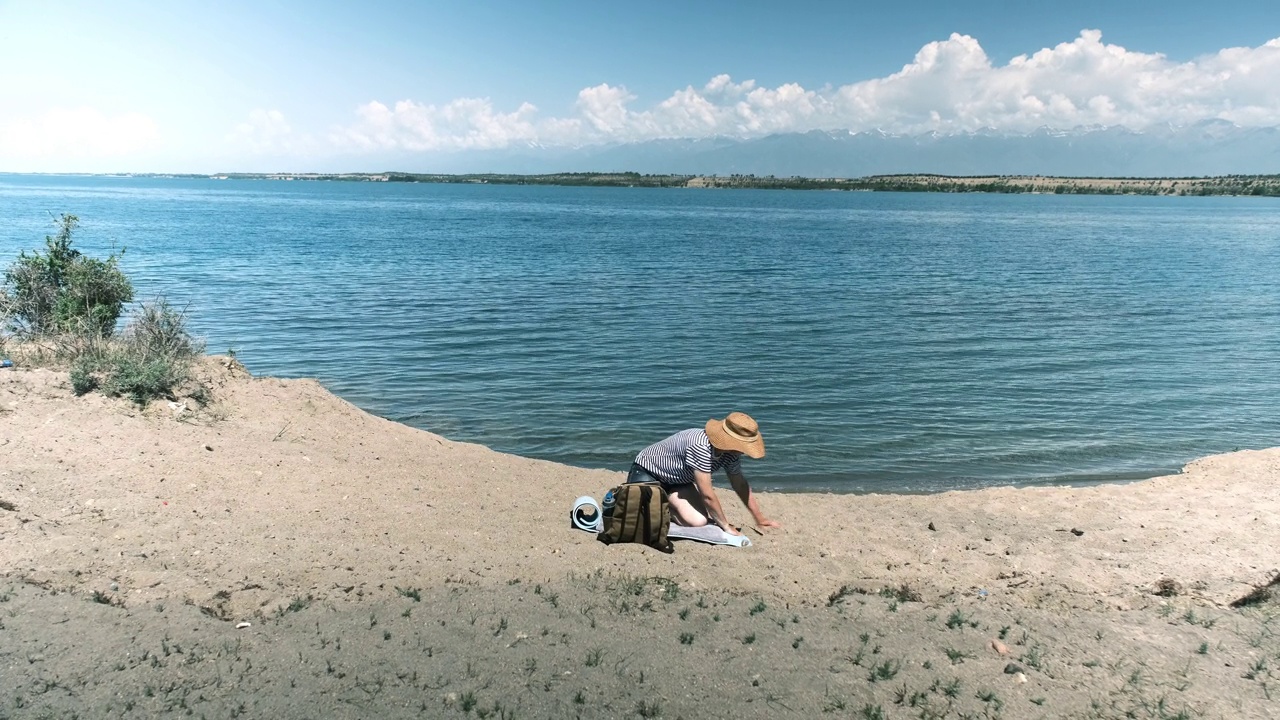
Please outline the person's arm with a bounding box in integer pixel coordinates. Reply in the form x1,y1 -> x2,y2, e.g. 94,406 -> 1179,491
727,469 -> 781,530
692,470 -> 742,536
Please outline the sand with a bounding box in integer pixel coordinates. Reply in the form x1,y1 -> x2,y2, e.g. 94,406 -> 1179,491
1,358 -> 1277,719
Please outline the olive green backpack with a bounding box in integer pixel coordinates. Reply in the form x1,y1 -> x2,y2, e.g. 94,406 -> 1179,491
597,483 -> 674,553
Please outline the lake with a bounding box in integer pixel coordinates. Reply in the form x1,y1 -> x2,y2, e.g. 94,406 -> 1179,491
2,175 -> 1278,492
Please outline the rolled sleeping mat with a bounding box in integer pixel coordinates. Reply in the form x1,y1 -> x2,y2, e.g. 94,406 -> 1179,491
571,495 -> 603,533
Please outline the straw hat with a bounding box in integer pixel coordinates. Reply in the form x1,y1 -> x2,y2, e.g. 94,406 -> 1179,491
705,412 -> 766,459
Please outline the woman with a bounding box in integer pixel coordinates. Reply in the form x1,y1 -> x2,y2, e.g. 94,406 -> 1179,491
627,412 -> 781,535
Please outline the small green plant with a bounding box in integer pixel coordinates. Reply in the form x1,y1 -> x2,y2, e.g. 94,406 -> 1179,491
868,659 -> 901,682
636,699 -> 661,718
1196,642 -> 1208,655
945,648 -> 973,664
942,678 -> 961,698
397,586 -> 421,602
792,636 -> 803,649
574,690 -> 585,705
945,609 -> 969,629
743,633 -> 756,644
460,691 -> 477,712
860,704 -> 886,720
584,648 -> 603,667
69,362 -> 98,395
678,608 -> 689,620
1244,658 -> 1268,680
1022,644 -> 1045,670
679,632 -> 694,645
750,599 -> 767,615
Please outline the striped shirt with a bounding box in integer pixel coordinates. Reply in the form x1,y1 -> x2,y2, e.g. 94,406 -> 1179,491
634,429 -> 743,487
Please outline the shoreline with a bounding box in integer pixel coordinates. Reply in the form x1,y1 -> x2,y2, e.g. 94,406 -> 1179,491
3,358 -> 1278,717
6,170 -> 1280,196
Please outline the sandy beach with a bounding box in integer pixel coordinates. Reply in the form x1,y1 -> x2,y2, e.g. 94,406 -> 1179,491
2,358 -> 1277,719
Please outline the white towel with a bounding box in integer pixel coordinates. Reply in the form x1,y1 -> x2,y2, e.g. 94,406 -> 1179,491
668,523 -> 752,547
570,495 -> 602,533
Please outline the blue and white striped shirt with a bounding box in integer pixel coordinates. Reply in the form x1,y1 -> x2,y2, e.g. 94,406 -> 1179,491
634,429 -> 743,487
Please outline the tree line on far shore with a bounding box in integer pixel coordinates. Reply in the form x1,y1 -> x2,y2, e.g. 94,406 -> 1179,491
169,171 -> 1280,196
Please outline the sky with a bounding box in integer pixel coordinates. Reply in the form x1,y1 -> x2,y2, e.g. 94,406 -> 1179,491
1,0 -> 1279,172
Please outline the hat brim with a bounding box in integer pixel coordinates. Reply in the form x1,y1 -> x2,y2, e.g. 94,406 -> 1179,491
705,418 -> 766,459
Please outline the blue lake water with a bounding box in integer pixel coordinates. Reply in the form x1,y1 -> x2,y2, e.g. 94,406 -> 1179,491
2,175 -> 1279,492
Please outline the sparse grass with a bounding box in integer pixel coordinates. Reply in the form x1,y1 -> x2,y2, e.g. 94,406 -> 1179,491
945,609 -> 970,629
944,647 -> 973,664
1196,642 -> 1209,655
750,599 -> 767,615
679,632 -> 694,645
1244,658 -> 1268,680
860,704 -> 886,720
1022,644 -> 1045,671
743,633 -> 756,645
636,699 -> 661,717
584,648 -> 603,667
828,585 -> 858,606
880,583 -> 923,603
396,586 -> 421,602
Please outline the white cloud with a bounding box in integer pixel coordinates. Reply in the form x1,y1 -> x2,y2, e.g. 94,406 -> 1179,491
330,98 -> 539,152
318,30 -> 1280,154
0,107 -> 159,163
228,109 -> 296,153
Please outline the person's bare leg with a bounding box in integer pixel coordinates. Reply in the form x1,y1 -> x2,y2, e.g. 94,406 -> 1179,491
667,485 -> 710,527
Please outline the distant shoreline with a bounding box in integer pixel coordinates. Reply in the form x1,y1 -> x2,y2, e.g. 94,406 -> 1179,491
8,171 -> 1280,196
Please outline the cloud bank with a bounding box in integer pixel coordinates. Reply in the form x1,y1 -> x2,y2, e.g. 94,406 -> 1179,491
331,30 -> 1280,153
0,108 -> 159,168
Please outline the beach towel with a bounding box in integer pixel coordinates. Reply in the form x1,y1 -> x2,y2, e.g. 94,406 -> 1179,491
668,523 -> 752,547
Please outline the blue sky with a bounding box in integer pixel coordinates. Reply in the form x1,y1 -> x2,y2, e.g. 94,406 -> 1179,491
2,0 -> 1278,172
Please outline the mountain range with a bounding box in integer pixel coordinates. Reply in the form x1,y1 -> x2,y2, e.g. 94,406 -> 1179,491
401,120 -> 1280,178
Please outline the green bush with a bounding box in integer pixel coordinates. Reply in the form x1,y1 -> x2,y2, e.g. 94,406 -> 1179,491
92,299 -> 206,406
69,359 -> 99,396
1,214 -> 133,337
3,216 -> 207,408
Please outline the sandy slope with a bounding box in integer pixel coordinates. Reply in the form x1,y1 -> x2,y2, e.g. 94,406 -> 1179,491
2,359 -> 1278,719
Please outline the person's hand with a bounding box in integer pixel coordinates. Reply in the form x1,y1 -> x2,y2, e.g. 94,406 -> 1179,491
714,519 -> 743,536
754,517 -> 782,531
